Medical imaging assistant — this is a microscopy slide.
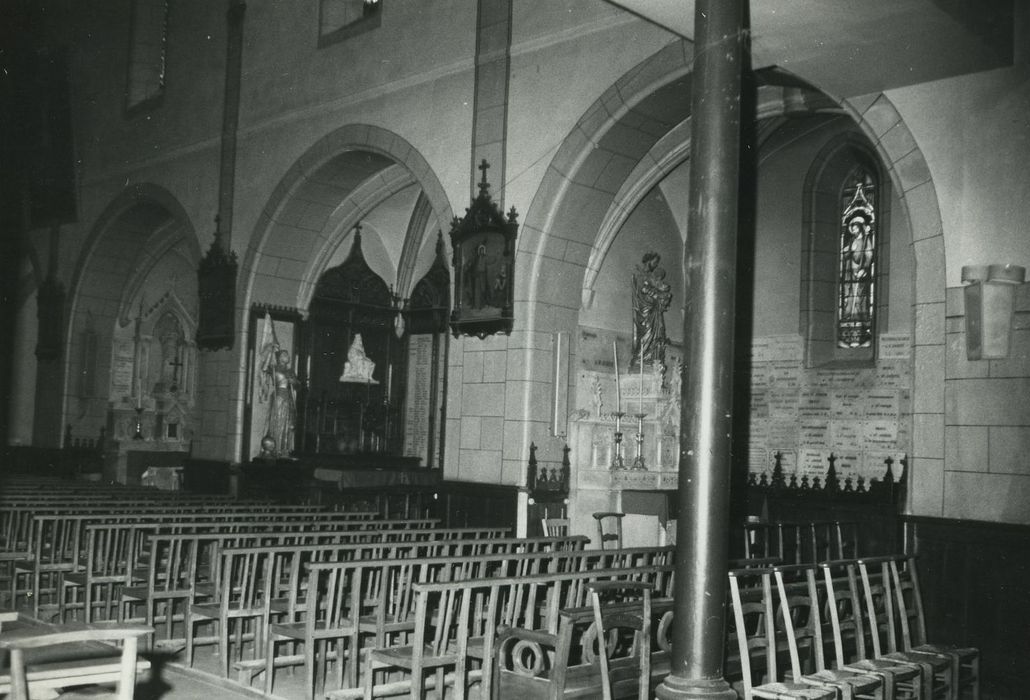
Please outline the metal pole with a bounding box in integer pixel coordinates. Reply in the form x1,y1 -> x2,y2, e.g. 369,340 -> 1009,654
655,0 -> 743,697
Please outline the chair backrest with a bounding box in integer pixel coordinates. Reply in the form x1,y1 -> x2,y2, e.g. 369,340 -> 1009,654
772,564 -> 825,672
728,567 -> 775,699
592,512 -> 624,550
587,580 -> 653,700
541,517 -> 570,537
856,555 -> 900,657
729,566 -> 813,698
817,559 -> 870,668
83,524 -> 155,583
887,554 -> 928,650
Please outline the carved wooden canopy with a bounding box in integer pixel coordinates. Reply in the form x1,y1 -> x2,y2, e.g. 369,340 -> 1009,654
406,232 -> 450,334
311,227 -> 394,327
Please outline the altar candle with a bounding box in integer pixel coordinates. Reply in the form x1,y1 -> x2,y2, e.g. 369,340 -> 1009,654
640,353 -> 644,404
612,341 -> 622,414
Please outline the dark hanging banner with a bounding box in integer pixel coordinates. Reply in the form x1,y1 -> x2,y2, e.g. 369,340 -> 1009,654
196,236 -> 238,351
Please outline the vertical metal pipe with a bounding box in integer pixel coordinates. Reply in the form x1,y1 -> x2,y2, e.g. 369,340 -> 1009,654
656,0 -> 743,697
217,0 -> 246,250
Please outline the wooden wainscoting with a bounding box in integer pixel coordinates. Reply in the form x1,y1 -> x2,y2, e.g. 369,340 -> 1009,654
437,480 -> 519,531
905,515 -> 1030,700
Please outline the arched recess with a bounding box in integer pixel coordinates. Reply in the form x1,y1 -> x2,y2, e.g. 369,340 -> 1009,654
61,184 -> 199,444
516,44 -> 944,516
234,124 -> 455,463
800,131 -> 893,367
240,124 -> 454,321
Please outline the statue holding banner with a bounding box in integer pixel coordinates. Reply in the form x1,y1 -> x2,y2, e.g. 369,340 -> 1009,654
258,313 -> 299,458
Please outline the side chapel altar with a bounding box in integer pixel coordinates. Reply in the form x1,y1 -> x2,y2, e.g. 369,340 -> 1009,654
242,226 -> 450,490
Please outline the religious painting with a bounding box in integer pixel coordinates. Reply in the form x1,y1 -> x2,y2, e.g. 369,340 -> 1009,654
449,160 -> 518,338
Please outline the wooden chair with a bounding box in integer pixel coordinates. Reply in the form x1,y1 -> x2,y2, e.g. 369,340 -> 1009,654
491,566 -> 675,699
60,523 -> 154,623
857,556 -> 953,700
592,512 -> 624,550
727,566 -> 836,700
264,560 -> 370,700
818,559 -> 923,700
119,534 -> 205,646
772,564 -> 884,699
586,580 -> 653,700
0,622 -> 154,700
364,582 -> 468,700
187,546 -> 276,677
890,555 -> 979,700
541,517 -> 570,537
12,515 -> 85,619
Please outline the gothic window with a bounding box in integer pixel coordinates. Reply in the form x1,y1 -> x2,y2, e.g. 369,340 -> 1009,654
126,0 -> 169,111
801,134 -> 887,367
837,170 -> 877,349
318,0 -> 382,47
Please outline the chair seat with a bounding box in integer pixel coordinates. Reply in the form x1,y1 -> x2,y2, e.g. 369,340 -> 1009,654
358,613 -> 413,634
752,680 -> 837,699
269,617 -> 356,640
120,586 -> 148,601
804,669 -> 882,694
189,602 -> 220,617
844,657 -> 922,681
885,649 -> 950,671
914,642 -> 977,660
63,572 -> 88,586
369,644 -> 459,671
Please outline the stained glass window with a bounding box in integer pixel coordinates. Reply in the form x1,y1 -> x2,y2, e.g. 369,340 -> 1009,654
837,170 -> 876,348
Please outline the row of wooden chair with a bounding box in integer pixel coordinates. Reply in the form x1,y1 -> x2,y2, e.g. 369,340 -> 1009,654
728,554 -> 978,700
359,563 -> 675,700
271,543 -> 669,697
743,519 -> 860,565
6,514 -> 461,619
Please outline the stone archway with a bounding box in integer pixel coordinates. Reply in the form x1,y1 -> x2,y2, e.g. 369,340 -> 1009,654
232,124 -> 456,462
58,184 -> 199,449
240,123 -> 454,320
516,44 -> 945,517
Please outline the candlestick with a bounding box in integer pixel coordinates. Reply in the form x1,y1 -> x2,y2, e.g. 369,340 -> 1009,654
612,341 -> 621,414
639,354 -> 644,411
610,411 -> 626,471
631,412 -> 647,470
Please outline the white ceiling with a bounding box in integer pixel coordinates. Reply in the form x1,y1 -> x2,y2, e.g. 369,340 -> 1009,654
605,0 -> 1012,97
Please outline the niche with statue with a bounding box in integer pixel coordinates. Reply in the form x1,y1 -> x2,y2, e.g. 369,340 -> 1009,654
244,229 -> 449,467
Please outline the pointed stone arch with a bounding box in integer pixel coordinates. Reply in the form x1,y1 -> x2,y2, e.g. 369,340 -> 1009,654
240,123 -> 454,322
56,184 -> 198,440
514,46 -> 945,515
